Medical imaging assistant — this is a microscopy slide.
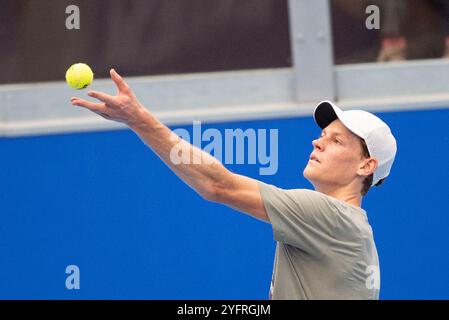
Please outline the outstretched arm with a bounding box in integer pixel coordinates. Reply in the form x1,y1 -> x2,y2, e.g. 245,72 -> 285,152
71,69 -> 268,222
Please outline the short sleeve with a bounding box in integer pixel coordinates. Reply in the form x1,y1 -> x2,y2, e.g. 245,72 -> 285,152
258,181 -> 338,256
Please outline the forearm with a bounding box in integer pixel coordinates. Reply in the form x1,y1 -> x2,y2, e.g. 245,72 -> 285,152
128,107 -> 232,198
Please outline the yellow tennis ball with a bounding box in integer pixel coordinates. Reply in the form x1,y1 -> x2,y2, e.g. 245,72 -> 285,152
65,63 -> 94,89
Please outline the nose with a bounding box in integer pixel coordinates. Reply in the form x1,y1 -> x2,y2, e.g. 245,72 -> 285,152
312,137 -> 324,151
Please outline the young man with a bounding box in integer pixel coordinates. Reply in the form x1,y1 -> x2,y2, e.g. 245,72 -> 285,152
71,69 -> 397,300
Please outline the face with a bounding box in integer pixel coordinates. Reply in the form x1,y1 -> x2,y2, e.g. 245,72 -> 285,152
303,119 -> 373,190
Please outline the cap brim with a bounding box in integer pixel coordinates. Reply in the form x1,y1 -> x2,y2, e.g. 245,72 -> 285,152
313,101 -> 343,129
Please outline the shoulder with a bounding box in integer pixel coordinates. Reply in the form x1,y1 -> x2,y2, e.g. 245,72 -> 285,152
258,181 -> 340,227
258,181 -> 368,225
259,180 -> 342,209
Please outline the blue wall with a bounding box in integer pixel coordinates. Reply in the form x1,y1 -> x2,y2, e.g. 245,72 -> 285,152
1,108 -> 449,299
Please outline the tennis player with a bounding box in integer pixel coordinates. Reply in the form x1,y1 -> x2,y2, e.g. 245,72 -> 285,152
71,69 -> 397,300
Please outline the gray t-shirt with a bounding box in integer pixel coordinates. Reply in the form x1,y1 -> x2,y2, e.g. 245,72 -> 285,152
259,181 -> 380,300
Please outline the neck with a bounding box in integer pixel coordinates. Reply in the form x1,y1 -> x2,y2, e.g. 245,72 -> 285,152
315,183 -> 362,207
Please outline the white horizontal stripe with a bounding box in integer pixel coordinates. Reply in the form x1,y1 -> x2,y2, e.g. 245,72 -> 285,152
1,62 -> 449,137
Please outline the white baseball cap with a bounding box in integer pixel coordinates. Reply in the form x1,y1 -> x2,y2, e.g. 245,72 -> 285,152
313,101 -> 397,186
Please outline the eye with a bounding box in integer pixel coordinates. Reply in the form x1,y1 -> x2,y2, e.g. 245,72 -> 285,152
334,138 -> 342,144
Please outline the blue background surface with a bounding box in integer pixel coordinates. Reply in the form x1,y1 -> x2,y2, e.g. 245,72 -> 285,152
1,108 -> 448,299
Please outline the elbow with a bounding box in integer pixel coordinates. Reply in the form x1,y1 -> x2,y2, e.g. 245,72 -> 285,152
199,183 -> 222,203
201,188 -> 218,202
199,171 -> 234,203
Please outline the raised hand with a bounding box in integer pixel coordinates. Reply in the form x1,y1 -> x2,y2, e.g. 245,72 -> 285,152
71,68 -> 145,126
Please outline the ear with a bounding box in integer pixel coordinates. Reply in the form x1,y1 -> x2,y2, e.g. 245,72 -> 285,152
357,157 -> 378,177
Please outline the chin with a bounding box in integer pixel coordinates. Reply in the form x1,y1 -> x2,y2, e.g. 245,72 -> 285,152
303,165 -> 322,188
303,165 -> 315,181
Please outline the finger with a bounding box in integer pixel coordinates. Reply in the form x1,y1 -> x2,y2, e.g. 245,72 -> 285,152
87,90 -> 115,104
71,97 -> 105,113
110,68 -> 130,94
